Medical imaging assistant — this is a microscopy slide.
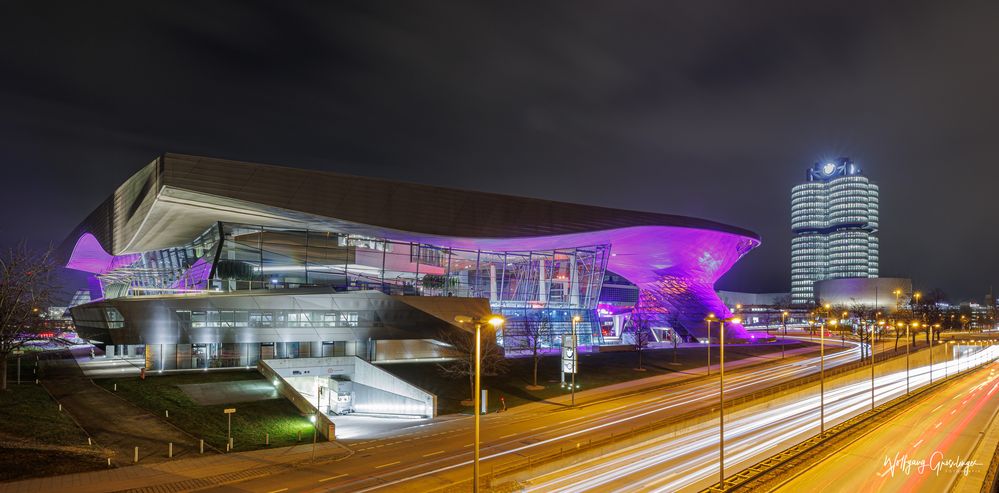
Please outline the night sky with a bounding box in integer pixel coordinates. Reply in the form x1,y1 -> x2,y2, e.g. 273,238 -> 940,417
1,2 -> 998,301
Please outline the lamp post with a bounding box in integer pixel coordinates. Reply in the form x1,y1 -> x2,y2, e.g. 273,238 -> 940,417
820,319 -> 835,433
781,311 -> 789,359
571,315 -> 580,407
929,323 -> 940,384
312,385 -> 324,461
906,321 -> 915,395
718,316 -> 740,487
869,323 -> 875,410
455,314 -> 505,493
705,313 -> 716,376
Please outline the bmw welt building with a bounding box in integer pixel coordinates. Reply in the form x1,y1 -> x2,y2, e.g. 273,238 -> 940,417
62,154 -> 760,370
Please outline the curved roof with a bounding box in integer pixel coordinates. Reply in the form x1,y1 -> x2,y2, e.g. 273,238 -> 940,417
62,153 -> 759,260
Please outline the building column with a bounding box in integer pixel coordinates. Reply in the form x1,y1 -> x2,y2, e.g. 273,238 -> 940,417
569,253 -> 580,307
538,257 -> 547,304
489,264 -> 498,303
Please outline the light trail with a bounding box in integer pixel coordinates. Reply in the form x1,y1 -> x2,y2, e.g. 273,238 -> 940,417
523,345 -> 999,493
347,340 -> 866,493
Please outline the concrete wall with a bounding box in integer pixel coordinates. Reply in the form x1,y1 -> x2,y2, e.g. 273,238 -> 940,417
352,382 -> 431,416
259,355 -> 436,421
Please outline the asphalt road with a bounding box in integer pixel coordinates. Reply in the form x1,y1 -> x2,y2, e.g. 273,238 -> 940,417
508,345 -> 999,492
200,340 -> 867,493
773,361 -> 999,492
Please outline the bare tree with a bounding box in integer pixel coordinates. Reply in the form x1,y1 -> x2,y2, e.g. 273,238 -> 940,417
625,310 -> 653,371
522,312 -> 552,389
0,244 -> 57,390
437,327 -> 509,403
770,294 -> 793,337
849,303 -> 878,360
666,312 -> 684,365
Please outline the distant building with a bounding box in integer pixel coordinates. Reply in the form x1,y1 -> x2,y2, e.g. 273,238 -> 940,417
717,291 -> 800,327
717,291 -> 791,308
814,277 -> 912,312
791,157 -> 879,305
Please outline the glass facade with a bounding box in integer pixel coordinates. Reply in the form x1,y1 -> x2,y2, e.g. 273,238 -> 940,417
791,158 -> 878,305
93,221 -> 611,348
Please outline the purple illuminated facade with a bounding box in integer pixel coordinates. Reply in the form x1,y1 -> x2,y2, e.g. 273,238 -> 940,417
61,154 -> 760,366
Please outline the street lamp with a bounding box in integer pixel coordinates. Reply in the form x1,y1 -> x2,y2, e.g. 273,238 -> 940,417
781,311 -> 789,359
705,313 -> 716,376
718,316 -> 740,487
869,322 -> 876,410
454,314 -> 505,493
820,318 -> 836,433
571,315 -> 581,407
906,321 -> 918,395
929,323 -> 940,384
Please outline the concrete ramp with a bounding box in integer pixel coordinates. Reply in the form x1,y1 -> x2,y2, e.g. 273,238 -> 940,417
258,356 -> 436,438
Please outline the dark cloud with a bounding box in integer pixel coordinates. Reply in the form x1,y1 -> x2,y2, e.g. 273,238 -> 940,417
1,1 -> 998,300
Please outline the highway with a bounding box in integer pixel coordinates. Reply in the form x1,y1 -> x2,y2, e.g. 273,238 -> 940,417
514,344 -> 999,492
203,340 -> 867,492
773,360 -> 999,492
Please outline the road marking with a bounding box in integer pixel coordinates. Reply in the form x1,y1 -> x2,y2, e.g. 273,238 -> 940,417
267,489 -> 288,493
500,433 -> 516,439
644,472 -> 678,488
935,422 -> 942,428
531,425 -> 547,431
931,404 -> 943,413
463,443 -> 473,448
319,474 -> 348,482
375,461 -> 401,469
423,450 -> 445,457
912,439 -> 923,448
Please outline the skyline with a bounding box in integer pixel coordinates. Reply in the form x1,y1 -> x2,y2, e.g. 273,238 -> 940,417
2,2 -> 999,300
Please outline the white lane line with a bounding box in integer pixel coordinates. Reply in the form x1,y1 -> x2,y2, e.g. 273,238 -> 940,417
912,439 -> 923,448
935,422 -> 943,428
319,474 -> 348,482
375,461 -> 401,469
951,409 -> 957,415
500,433 -> 516,439
422,450 -> 445,457
531,425 -> 547,431
463,443 -> 473,448
931,404 -> 943,413
267,489 -> 288,493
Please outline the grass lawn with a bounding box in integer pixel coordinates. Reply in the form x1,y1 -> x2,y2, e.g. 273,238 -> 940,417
0,360 -> 107,481
382,342 -> 818,414
94,371 -> 314,451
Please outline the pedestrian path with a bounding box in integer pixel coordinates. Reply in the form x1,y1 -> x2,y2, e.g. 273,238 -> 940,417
40,348 -> 203,465
0,440 -> 350,493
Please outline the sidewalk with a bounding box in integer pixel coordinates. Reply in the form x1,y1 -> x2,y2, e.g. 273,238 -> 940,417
0,440 -> 351,493
40,348 -> 204,464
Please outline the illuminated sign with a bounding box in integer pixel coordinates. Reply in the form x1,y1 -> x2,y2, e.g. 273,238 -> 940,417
561,335 -> 577,374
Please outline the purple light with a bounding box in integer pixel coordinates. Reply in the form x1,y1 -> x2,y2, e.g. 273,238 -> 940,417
169,257 -> 213,290
65,233 -> 140,274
